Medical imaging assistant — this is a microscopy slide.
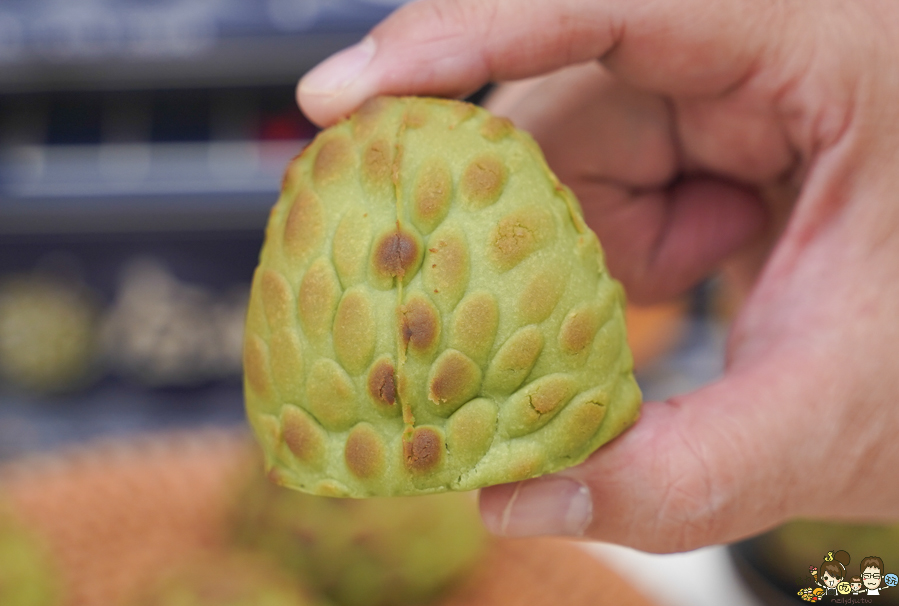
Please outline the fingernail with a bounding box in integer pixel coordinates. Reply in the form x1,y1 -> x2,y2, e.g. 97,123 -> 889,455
300,36 -> 376,97
489,477 -> 593,538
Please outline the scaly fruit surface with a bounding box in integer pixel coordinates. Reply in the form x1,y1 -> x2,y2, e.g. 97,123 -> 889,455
244,96 -> 641,497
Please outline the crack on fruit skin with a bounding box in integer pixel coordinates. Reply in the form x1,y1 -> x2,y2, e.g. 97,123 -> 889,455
489,207 -> 554,272
398,306 -> 415,362
368,360 -> 397,407
403,426 -> 442,472
378,376 -> 395,405
400,309 -> 412,357
376,225 -> 418,279
452,408 -> 501,489
400,388 -> 415,426
394,102 -> 414,438
398,297 -> 439,361
526,394 -> 545,416
494,221 -> 537,251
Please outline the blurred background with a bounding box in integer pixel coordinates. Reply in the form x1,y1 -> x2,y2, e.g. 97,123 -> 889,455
0,0 -> 407,454
2,3 -> 888,606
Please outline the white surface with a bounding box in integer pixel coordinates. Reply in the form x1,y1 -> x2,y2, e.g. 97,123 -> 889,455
585,542 -> 766,606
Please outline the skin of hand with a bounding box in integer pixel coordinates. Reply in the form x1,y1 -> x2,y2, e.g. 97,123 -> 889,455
296,0 -> 899,552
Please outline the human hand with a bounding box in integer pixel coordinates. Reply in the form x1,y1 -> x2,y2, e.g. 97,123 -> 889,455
296,0 -> 899,552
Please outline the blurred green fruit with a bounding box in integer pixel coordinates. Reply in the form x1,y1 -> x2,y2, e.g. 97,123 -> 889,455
0,275 -> 100,394
233,473 -> 486,606
0,500 -> 62,606
127,551 -> 322,606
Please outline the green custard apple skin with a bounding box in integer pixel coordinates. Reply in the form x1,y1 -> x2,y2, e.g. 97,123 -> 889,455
233,474 -> 486,606
244,95 -> 642,497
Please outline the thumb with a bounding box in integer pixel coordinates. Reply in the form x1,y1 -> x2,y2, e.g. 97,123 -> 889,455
297,0 -> 776,126
478,359 -> 810,552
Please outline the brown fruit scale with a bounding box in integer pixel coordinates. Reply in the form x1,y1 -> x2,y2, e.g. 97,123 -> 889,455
244,96 -> 642,497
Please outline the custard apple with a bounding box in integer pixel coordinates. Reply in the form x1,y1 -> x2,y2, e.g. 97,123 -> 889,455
244,96 -> 641,497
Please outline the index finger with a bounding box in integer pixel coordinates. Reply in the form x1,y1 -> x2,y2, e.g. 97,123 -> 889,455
297,0 -> 777,126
